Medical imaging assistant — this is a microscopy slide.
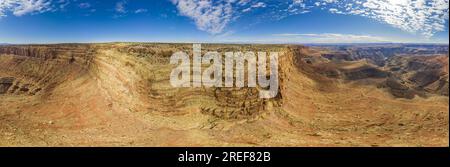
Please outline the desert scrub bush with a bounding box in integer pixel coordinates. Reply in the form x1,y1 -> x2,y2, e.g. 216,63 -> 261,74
159,50 -> 174,57
124,61 -> 135,67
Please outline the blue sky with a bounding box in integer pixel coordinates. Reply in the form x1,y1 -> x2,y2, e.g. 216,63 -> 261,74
0,0 -> 448,44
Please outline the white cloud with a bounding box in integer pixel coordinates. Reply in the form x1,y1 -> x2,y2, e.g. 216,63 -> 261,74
78,2 -> 90,9
134,8 -> 147,14
115,1 -> 127,13
242,7 -> 251,12
171,0 -> 448,39
0,0 -> 52,17
242,1 -> 266,12
251,2 -> 266,8
313,0 -> 449,38
171,0 -> 234,34
328,8 -> 339,13
237,0 -> 250,6
57,0 -> 69,10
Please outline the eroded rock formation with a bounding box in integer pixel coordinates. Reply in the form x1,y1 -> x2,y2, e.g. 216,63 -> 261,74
0,43 -> 448,146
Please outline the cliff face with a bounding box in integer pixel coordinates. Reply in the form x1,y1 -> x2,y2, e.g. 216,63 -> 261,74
305,45 -> 450,99
0,44 -> 448,147
112,44 -> 288,120
0,45 -> 95,96
0,44 -> 95,60
320,44 -> 449,67
385,55 -> 449,97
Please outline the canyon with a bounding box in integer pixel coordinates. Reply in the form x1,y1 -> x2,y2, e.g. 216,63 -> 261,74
0,43 -> 448,146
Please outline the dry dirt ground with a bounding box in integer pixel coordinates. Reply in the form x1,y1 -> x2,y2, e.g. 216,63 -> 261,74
0,43 -> 448,146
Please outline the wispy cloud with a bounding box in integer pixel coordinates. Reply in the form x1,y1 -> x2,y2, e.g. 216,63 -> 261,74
78,2 -> 91,9
57,0 -> 70,10
242,1 -> 266,12
170,0 -> 449,38
134,8 -> 147,14
111,0 -> 128,18
284,0 -> 450,38
115,0 -> 127,13
171,0 -> 234,34
251,2 -> 266,8
1,0 -> 448,41
0,0 -> 52,17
